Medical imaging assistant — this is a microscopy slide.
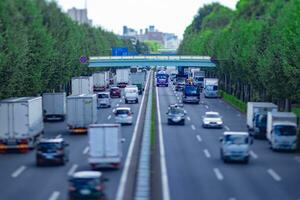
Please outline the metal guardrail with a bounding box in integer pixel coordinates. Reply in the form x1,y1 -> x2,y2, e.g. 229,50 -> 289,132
134,72 -> 153,200
90,55 -> 211,60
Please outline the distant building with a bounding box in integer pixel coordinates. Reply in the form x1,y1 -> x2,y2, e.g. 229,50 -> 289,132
67,7 -> 92,25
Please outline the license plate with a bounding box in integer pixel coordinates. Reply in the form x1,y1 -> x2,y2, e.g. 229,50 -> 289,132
80,189 -> 91,195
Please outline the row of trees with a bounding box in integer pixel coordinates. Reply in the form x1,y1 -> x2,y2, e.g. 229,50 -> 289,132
0,0 -> 148,99
178,0 -> 300,111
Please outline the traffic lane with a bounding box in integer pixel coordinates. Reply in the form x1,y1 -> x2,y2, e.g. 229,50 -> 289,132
158,86 -> 232,200
183,92 -> 300,199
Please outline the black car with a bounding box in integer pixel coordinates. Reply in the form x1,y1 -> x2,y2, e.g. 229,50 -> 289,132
166,104 -> 186,125
68,171 -> 108,200
36,138 -> 69,166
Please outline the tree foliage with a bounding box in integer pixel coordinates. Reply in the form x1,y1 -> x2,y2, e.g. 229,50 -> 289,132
0,0 -> 135,98
178,0 -> 300,110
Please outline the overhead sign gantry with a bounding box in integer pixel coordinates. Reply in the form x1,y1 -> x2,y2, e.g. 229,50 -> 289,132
88,55 -> 216,67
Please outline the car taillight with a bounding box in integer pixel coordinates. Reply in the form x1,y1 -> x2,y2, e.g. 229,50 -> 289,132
0,139 -> 4,144
95,185 -> 103,191
18,139 -> 28,144
127,113 -> 131,116
68,186 -> 76,191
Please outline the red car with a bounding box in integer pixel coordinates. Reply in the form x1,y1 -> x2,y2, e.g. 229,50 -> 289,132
110,87 -> 121,98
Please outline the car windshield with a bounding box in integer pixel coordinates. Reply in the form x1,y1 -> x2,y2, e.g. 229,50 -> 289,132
195,77 -> 204,81
37,142 -> 62,151
274,125 -> 297,136
206,85 -> 218,91
224,135 -> 249,144
177,78 -> 186,84
157,74 -> 168,79
98,94 -> 109,98
116,110 -> 130,115
169,108 -> 184,115
205,114 -> 220,118
70,178 -> 100,188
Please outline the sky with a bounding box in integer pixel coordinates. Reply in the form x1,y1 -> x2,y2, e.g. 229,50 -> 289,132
55,0 -> 239,39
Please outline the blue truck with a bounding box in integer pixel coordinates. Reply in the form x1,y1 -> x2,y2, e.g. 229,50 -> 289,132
156,71 -> 169,87
182,84 -> 200,104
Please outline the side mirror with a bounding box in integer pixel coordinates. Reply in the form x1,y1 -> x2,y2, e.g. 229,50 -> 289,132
64,143 -> 70,147
121,138 -> 126,143
131,112 -> 134,115
219,137 -> 223,142
102,177 -> 109,182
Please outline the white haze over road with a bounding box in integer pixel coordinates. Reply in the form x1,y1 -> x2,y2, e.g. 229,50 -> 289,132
55,0 -> 238,38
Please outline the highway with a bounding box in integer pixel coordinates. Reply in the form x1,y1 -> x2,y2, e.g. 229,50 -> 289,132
156,84 -> 300,200
0,90 -> 145,200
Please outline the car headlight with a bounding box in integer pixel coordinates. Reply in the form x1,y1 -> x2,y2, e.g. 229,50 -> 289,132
203,120 -> 209,124
217,121 -> 223,125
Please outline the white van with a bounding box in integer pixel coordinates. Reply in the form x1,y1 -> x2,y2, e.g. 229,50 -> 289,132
124,85 -> 139,104
97,92 -> 111,108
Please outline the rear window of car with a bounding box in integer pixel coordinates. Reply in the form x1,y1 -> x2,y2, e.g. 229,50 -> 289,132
37,142 -> 62,150
70,178 -> 100,187
98,93 -> 109,98
111,88 -> 119,91
116,109 -> 130,115
205,114 -> 220,118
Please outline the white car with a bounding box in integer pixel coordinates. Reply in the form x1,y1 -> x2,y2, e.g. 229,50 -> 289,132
220,132 -> 253,164
202,111 -> 223,128
97,92 -> 111,108
124,85 -> 139,104
114,107 -> 133,125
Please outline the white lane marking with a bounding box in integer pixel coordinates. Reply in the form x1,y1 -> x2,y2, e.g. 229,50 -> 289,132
228,198 -> 237,200
119,99 -> 122,102
191,125 -> 196,130
175,93 -> 178,97
83,146 -> 89,155
250,150 -> 258,159
156,81 -> 171,200
203,149 -> 211,158
122,96 -> 125,99
177,97 -> 180,100
48,191 -> 60,200
213,168 -> 224,181
237,113 -> 241,117
196,135 -> 202,142
225,125 -> 230,131
267,169 -> 282,182
116,72 -> 151,200
107,115 -> 112,120
55,134 -> 61,139
116,104 -> 119,107
294,156 -> 300,163
113,109 -> 116,113
67,164 -> 78,176
11,165 -> 26,178
187,116 -> 191,121
205,105 -> 209,109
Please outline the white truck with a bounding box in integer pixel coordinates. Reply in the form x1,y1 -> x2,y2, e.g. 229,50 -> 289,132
204,78 -> 219,98
193,71 -> 205,89
0,97 -> 44,151
247,102 -> 278,138
71,76 -> 93,95
42,92 -> 66,121
130,72 -> 146,95
88,124 -> 123,169
116,68 -> 130,88
267,111 -> 298,151
92,72 -> 107,92
67,94 -> 97,133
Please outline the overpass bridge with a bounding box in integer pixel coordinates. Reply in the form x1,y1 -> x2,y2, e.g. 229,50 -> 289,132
88,55 -> 216,67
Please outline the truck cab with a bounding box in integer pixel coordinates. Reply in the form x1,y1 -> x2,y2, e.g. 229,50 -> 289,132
156,71 -> 169,87
204,78 -> 219,98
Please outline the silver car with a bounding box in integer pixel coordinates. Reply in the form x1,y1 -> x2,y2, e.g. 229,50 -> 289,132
202,111 -> 223,128
167,104 -> 186,125
97,92 -> 111,108
114,107 -> 133,125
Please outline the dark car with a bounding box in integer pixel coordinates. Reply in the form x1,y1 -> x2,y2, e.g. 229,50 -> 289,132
166,104 -> 186,125
36,138 -> 69,166
110,87 -> 121,98
68,171 -> 108,200
175,78 -> 186,91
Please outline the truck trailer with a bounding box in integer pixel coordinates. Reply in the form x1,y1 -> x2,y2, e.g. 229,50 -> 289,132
0,97 -> 44,151
71,76 -> 93,95
130,72 -> 146,94
116,68 -> 130,88
42,92 -> 66,121
92,72 -> 107,92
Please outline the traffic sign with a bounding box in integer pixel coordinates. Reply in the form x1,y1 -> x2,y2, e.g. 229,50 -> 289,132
80,56 -> 88,64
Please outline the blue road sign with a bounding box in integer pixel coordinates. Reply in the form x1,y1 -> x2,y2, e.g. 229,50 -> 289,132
79,56 -> 88,64
112,47 -> 128,56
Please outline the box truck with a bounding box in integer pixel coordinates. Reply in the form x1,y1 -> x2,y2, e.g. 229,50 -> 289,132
67,94 -> 97,133
267,111 -> 298,151
193,71 -> 205,89
71,76 -> 93,95
0,97 -> 44,151
92,72 -> 107,92
130,72 -> 146,94
88,124 -> 123,169
42,92 -> 66,121
247,102 -> 278,138
204,78 -> 219,98
116,69 -> 130,88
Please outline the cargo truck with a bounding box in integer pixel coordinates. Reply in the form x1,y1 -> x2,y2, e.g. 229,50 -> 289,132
193,71 -> 205,89
71,76 -> 93,95
88,124 -> 123,169
267,111 -> 298,151
247,102 -> 278,138
67,94 -> 97,133
92,72 -> 107,92
42,92 -> 66,121
204,78 -> 219,98
130,72 -> 146,95
0,97 -> 44,151
116,68 -> 130,88
156,71 -> 169,87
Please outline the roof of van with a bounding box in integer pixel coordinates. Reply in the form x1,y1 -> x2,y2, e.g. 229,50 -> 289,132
223,131 -> 249,136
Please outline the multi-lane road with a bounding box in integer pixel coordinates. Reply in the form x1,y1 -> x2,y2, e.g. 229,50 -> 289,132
0,90 -> 144,200
157,84 -> 300,200
1,75 -> 300,200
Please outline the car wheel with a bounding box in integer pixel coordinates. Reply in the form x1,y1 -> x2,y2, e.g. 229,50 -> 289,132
125,100 -> 128,104
244,157 -> 249,164
181,120 -> 185,125
136,99 -> 139,103
61,157 -> 65,165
